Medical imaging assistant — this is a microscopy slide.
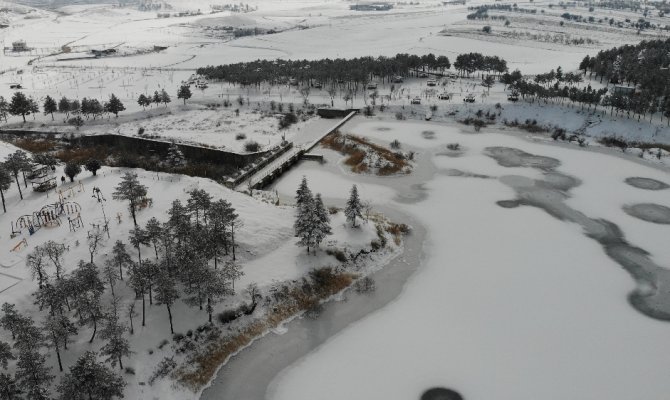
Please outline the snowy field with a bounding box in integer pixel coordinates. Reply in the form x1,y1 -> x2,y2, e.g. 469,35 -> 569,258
2,0 -> 670,398
266,117 -> 670,400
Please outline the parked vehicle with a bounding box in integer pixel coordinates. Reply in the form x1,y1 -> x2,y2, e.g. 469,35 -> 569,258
289,78 -> 298,85
411,97 -> 422,104
418,72 -> 429,78
463,93 -> 476,103
438,92 -> 450,100
367,82 -> 378,90
392,76 -> 404,83
427,78 -> 437,86
507,91 -> 519,102
313,82 -> 323,89
9,83 -> 22,89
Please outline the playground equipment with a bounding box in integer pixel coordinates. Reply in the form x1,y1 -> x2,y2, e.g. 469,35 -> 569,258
11,201 -> 82,236
68,213 -> 84,232
58,182 -> 85,202
10,238 -> 28,252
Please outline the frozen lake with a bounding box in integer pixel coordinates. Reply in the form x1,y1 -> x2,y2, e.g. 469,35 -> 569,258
208,117 -> 670,400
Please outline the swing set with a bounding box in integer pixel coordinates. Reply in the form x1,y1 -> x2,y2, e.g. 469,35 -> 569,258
11,201 -> 82,237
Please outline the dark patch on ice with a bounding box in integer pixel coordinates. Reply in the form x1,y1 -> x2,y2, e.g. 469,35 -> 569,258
420,387 -> 464,400
497,200 -> 520,208
625,177 -> 670,191
443,169 -> 491,179
376,127 -> 391,131
422,130 -> 436,139
487,147 -> 670,321
436,151 -> 464,158
484,147 -> 560,170
394,183 -> 428,204
623,203 -> 670,224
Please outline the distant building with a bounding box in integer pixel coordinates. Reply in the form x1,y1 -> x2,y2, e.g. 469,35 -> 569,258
350,2 -> 393,11
613,85 -> 636,96
12,40 -> 27,52
91,49 -> 117,57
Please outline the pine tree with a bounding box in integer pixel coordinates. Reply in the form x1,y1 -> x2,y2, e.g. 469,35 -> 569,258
129,227 -> 149,265
4,150 -> 33,200
104,94 -> 125,117
29,98 -> 39,120
137,94 -> 151,110
0,303 -> 23,340
0,164 -> 12,213
42,314 -> 77,372
154,270 -> 179,334
33,282 -> 65,316
144,217 -> 163,259
222,261 -> 243,292
112,172 -> 148,227
152,91 -> 161,105
88,98 -> 103,120
0,341 -> 14,369
208,199 -> 237,267
0,96 -> 8,123
187,188 -> 212,226
58,96 -> 71,118
73,261 -> 105,343
177,85 -> 192,105
160,89 -> 171,107
14,315 -> 53,400
312,193 -> 332,250
0,372 -> 22,400
201,268 -> 232,323
295,176 -> 311,207
8,92 -> 31,122
69,99 -> 80,115
345,184 -> 363,227
57,351 -> 125,400
294,188 -> 315,254
128,261 -> 148,327
99,297 -> 130,370
64,162 -> 81,182
167,199 -> 191,243
110,241 -> 132,280
26,247 -> 49,289
165,141 -> 185,170
102,259 -> 120,297
84,159 -> 102,176
43,96 -> 57,120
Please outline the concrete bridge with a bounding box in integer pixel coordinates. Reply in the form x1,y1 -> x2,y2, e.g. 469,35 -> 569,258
235,111 -> 357,191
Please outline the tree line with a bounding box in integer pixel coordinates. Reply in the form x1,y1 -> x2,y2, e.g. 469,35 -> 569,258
196,53 -> 453,88
0,92 -> 126,126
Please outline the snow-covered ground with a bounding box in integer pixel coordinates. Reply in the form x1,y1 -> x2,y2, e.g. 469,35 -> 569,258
2,0 -> 670,398
0,136 -> 396,398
